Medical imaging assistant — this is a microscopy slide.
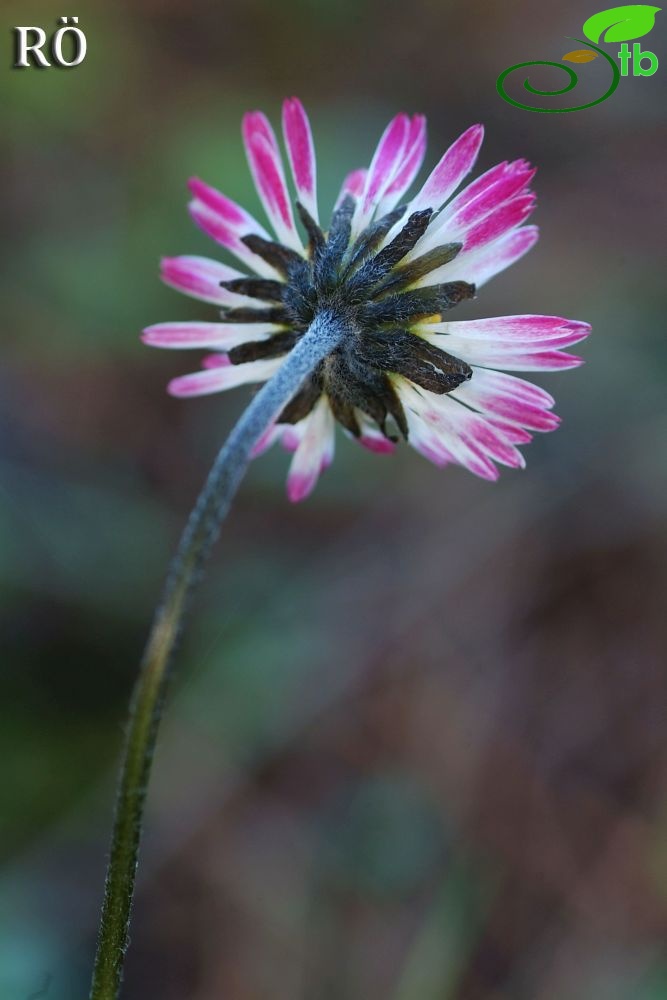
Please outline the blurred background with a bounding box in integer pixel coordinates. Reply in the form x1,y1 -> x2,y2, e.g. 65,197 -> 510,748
2,0 -> 666,997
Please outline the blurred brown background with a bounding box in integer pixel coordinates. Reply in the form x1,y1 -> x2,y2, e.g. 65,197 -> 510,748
2,1 -> 666,997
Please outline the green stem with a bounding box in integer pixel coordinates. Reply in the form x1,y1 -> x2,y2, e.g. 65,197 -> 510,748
89,311 -> 346,1000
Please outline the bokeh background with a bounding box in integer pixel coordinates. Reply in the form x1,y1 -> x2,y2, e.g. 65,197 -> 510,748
2,1 -> 667,997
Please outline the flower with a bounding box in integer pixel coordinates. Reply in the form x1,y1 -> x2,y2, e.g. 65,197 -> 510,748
143,98 -> 589,501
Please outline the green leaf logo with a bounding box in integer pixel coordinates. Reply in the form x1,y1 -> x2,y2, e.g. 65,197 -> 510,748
583,4 -> 661,43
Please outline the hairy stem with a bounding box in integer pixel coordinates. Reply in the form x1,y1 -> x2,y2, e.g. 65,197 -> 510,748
89,311 -> 345,1000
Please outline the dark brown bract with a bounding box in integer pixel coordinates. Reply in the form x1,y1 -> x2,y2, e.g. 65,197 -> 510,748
219,196 -> 475,442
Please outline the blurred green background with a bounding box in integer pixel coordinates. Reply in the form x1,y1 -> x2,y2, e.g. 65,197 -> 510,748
2,1 -> 666,997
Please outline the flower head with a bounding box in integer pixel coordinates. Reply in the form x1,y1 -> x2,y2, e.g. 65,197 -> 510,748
143,99 -> 589,501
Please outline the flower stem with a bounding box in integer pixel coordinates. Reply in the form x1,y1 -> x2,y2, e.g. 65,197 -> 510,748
89,311 -> 346,1000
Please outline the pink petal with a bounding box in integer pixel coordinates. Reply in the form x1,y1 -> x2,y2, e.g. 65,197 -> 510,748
408,124 -> 484,214
142,321 -> 278,350
286,398 -> 334,502
487,419 -> 533,445
462,415 -> 526,469
187,178 -> 270,238
188,200 -> 279,278
448,226 -> 539,288
356,113 -> 411,229
405,415 -> 455,468
280,427 -> 301,452
201,353 -> 232,369
244,110 -> 280,154
433,315 -> 591,346
358,434 -> 396,455
410,435 -> 454,469
419,315 -> 589,371
424,337 -> 584,371
251,423 -> 281,457
160,255 -> 245,306
353,411 -> 397,454
497,351 -> 584,371
376,114 -> 427,214
417,412 -> 500,478
414,226 -> 540,290
398,381 -> 524,477
444,164 -> 536,233
243,112 -> 303,252
438,397 -> 525,470
462,193 -> 536,251
168,369 -> 232,398
282,97 -> 319,223
451,368 -> 561,432
335,168 -> 367,208
168,357 -> 282,397
437,159 -> 533,225
189,201 -> 247,255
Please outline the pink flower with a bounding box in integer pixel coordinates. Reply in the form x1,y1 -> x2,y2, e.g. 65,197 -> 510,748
143,98 -> 589,501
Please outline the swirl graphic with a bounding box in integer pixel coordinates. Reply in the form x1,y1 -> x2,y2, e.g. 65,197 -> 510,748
496,38 -> 620,112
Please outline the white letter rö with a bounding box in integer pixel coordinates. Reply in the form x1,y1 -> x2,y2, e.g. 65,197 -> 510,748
13,17 -> 87,69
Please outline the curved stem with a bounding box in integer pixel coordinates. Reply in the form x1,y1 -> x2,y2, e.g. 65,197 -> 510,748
89,311 -> 346,1000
